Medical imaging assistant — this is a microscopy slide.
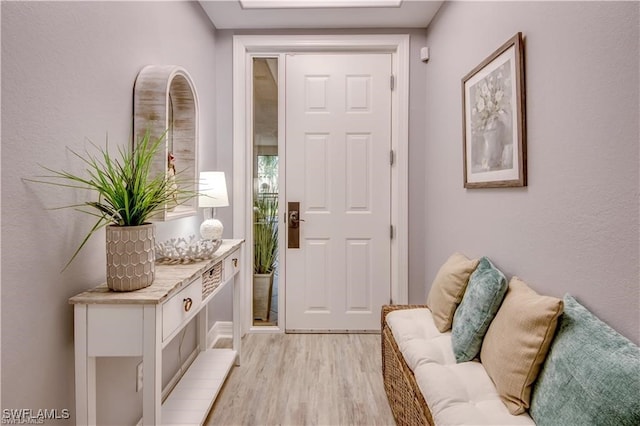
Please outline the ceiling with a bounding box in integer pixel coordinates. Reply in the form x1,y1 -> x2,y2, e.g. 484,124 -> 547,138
199,0 -> 443,29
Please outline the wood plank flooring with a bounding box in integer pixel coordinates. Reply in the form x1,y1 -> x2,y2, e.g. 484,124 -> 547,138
205,333 -> 396,426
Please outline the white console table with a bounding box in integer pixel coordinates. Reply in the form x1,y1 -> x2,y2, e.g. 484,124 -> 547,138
70,239 -> 244,425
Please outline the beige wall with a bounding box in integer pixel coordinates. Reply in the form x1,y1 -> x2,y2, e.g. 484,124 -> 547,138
1,2 -> 216,423
421,1 -> 639,343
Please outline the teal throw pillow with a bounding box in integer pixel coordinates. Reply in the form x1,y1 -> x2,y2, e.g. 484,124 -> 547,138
530,294 -> 640,426
451,256 -> 508,362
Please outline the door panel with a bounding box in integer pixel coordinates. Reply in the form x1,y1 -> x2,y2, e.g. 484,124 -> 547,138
285,53 -> 392,331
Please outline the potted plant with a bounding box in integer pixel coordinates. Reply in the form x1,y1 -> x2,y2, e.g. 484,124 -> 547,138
253,195 -> 278,321
30,130 -> 191,291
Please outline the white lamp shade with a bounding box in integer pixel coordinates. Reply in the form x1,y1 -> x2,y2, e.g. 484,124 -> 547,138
199,171 -> 229,208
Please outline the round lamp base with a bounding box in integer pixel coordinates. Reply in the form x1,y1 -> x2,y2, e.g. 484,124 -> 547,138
200,218 -> 224,240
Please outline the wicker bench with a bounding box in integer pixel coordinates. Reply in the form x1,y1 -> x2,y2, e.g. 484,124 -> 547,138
381,301 -> 640,426
381,304 -> 433,426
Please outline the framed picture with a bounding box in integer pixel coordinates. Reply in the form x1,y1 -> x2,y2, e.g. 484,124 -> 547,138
462,32 -> 526,188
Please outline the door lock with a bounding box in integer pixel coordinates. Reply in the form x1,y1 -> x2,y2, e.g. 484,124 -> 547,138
287,202 -> 304,249
288,210 -> 305,228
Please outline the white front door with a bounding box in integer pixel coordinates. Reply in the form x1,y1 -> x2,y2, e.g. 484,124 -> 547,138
285,53 -> 392,331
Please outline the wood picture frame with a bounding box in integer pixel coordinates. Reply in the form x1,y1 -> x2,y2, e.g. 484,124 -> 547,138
462,32 -> 526,188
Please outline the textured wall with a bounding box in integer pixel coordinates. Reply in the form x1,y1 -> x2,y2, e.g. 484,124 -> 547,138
1,2 -> 216,423
420,1 -> 639,343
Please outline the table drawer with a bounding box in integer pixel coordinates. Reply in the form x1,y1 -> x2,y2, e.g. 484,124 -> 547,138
224,250 -> 240,282
203,261 -> 223,300
162,277 -> 202,341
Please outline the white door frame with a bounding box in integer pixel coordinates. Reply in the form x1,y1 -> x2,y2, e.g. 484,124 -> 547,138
233,34 -> 410,335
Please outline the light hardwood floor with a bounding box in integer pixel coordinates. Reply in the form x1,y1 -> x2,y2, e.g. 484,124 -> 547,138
205,333 -> 396,426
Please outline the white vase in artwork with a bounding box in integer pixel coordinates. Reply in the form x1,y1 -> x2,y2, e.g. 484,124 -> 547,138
482,120 -> 504,170
501,143 -> 513,169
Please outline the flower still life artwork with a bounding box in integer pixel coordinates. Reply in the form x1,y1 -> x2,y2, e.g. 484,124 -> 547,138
462,33 -> 527,188
470,65 -> 512,171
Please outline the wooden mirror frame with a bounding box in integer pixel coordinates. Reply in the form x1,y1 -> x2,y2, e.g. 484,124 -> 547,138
133,65 -> 199,220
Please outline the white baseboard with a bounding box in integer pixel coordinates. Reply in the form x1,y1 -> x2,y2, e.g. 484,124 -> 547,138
208,321 -> 233,348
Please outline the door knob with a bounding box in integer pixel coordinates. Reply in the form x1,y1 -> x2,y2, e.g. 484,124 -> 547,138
288,202 -> 302,249
288,210 -> 305,228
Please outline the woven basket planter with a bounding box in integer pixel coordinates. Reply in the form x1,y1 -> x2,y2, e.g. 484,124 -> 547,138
106,224 -> 156,292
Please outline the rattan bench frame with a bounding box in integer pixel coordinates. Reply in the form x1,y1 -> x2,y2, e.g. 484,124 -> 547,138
381,305 -> 434,426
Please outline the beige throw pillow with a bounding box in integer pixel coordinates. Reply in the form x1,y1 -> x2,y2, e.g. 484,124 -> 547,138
480,277 -> 564,415
426,252 -> 479,332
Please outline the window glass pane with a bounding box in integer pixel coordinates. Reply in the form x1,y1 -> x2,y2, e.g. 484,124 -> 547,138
252,57 -> 279,327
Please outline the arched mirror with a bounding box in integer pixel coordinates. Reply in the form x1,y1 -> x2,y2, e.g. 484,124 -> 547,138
133,65 -> 198,220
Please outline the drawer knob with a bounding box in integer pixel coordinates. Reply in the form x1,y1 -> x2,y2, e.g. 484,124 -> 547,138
183,298 -> 193,312
232,258 -> 238,267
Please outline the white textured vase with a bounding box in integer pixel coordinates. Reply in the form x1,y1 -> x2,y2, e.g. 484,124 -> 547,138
106,224 -> 156,292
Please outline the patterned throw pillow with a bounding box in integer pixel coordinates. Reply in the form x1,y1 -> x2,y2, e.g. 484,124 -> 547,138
530,295 -> 640,426
451,257 -> 508,362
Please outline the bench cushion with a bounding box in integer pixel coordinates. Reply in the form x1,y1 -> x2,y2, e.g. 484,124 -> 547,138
387,308 -> 534,425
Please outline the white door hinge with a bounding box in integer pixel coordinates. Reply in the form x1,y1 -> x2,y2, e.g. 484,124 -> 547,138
390,225 -> 394,239
390,149 -> 395,166
390,74 -> 395,91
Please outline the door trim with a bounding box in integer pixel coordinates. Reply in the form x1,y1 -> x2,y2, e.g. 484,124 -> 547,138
233,34 -> 410,335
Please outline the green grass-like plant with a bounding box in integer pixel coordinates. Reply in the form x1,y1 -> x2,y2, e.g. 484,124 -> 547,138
253,195 -> 278,275
29,130 -> 193,269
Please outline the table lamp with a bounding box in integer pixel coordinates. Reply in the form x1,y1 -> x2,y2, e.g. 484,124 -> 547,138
199,171 -> 229,240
